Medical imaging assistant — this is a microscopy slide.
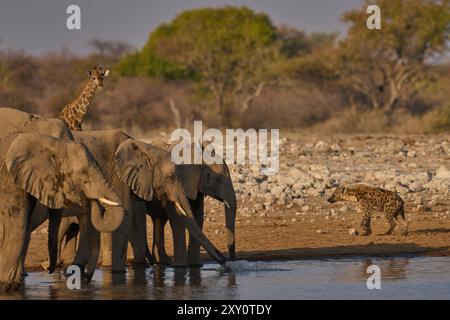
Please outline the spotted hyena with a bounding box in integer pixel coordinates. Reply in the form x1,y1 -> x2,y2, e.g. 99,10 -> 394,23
328,184 -> 408,236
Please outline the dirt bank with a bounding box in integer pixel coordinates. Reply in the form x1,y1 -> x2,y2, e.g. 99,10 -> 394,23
25,133 -> 450,269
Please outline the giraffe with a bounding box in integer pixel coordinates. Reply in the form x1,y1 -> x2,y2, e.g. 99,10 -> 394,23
39,66 -> 110,271
58,66 -> 110,131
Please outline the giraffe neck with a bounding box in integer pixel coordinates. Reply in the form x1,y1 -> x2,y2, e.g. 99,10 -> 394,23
59,80 -> 97,131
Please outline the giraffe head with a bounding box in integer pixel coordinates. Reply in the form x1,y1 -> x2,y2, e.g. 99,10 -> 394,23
87,66 -> 110,88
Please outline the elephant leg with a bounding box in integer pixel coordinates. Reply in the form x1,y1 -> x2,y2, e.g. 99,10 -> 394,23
41,216 -> 75,271
71,214 -> 90,273
47,209 -> 63,273
24,202 -> 48,274
187,196 -> 204,267
107,194 -> 134,273
166,208 -> 189,267
144,244 -> 155,266
84,220 -> 101,283
0,208 -> 28,292
107,200 -> 143,273
102,213 -> 128,272
128,200 -> 147,269
61,221 -> 79,265
110,230 -> 128,272
16,199 -> 37,284
20,231 -> 31,277
151,214 -> 172,265
19,212 -> 34,277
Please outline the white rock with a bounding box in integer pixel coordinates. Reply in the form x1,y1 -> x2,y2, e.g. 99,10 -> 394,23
270,186 -> 285,197
331,209 -> 339,217
307,188 -> 320,196
435,166 -> 450,180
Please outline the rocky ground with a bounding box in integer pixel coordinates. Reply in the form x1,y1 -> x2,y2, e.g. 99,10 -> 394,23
26,133 -> 450,269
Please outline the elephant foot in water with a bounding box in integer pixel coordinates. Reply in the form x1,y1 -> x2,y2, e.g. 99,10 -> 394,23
188,263 -> 204,268
111,267 -> 127,274
0,281 -> 19,293
187,257 -> 203,268
0,277 -> 24,293
40,260 -> 63,273
154,258 -> 202,268
154,255 -> 172,267
152,258 -> 186,268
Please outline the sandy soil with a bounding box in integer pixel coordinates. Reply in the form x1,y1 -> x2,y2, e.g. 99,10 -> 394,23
25,133 -> 450,270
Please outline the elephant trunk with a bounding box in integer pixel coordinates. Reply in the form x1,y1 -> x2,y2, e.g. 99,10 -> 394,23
223,194 -> 236,261
174,192 -> 227,265
90,200 -> 124,233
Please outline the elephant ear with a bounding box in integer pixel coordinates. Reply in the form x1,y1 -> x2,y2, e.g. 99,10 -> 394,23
176,164 -> 201,200
4,133 -> 67,209
174,141 -> 203,200
115,139 -> 154,201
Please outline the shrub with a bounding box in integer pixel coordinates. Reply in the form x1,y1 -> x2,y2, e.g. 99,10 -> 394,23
423,104 -> 450,133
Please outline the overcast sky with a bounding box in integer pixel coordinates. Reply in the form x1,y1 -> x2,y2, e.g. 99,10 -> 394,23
0,0 -> 363,55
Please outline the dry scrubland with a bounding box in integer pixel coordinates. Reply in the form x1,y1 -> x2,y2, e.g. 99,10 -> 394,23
26,133 -> 450,269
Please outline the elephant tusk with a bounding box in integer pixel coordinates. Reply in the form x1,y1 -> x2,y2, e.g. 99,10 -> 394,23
99,198 -> 120,207
175,202 -> 188,216
224,201 -> 230,209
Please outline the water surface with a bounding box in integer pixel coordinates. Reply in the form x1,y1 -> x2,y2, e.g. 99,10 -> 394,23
1,256 -> 449,300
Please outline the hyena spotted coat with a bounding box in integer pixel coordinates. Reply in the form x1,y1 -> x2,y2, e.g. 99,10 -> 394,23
328,184 -> 408,236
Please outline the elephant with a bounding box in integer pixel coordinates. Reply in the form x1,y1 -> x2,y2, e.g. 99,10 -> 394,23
0,107 -> 73,140
148,140 -> 236,267
39,130 -> 227,276
0,107 -> 123,278
0,132 -> 125,292
29,129 -> 141,278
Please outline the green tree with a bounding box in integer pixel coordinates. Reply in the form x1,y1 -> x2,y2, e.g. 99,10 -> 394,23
120,6 -> 283,125
116,46 -> 190,80
277,25 -> 338,58
338,0 -> 450,115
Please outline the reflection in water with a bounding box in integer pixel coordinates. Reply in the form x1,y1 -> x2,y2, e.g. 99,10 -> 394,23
361,258 -> 409,280
0,257 -> 449,300
189,268 -> 202,287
